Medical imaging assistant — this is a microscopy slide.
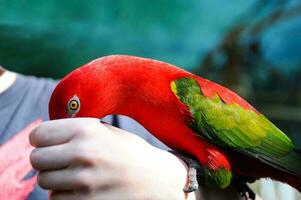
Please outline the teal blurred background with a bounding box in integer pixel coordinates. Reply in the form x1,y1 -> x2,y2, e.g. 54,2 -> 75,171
1,0 -> 301,199
1,0 -> 263,77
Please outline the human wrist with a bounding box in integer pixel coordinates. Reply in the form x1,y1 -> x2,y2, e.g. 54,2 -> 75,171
110,125 -> 201,200
127,143 -> 200,200
154,148 -> 200,200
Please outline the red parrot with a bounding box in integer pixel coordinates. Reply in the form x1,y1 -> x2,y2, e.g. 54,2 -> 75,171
49,55 -> 301,199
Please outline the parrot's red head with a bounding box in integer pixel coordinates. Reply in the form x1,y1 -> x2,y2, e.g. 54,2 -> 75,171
49,55 -> 190,121
49,56 -> 126,120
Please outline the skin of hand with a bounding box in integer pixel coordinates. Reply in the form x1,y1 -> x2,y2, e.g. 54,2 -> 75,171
29,118 -> 200,200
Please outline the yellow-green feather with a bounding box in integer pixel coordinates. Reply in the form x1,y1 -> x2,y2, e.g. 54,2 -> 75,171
171,77 -> 301,177
203,167 -> 232,189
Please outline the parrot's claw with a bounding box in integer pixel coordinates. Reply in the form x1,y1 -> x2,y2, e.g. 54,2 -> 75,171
183,167 -> 199,192
168,150 -> 202,193
233,180 -> 256,200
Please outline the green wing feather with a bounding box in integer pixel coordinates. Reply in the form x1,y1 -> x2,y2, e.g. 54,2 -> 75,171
171,77 -> 301,176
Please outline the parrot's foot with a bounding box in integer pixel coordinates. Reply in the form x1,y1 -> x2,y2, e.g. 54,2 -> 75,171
184,167 -> 198,193
233,180 -> 256,200
168,151 -> 202,193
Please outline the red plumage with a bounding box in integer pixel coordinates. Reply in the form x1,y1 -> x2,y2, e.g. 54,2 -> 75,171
49,55 -> 301,192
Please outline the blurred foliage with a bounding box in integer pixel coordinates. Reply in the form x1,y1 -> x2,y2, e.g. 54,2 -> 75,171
194,0 -> 301,148
198,0 -> 301,98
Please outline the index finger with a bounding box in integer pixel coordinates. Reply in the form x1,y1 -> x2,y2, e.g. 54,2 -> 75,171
29,119 -> 75,147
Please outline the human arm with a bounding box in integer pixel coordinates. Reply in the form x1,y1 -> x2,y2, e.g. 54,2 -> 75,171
29,118 -> 200,200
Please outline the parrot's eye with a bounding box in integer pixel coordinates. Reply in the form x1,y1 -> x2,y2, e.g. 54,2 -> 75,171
67,95 -> 80,117
69,100 -> 79,110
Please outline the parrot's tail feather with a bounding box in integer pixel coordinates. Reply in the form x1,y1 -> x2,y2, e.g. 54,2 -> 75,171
255,149 -> 301,192
276,149 -> 301,192
259,150 -> 301,178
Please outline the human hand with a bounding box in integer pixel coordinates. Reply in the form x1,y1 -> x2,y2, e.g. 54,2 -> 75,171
29,118 -> 199,200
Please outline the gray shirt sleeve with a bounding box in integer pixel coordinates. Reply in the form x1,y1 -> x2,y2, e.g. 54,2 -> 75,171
0,74 -> 56,144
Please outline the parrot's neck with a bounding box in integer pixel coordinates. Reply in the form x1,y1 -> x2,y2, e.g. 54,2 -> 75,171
113,75 -> 211,162
96,60 -> 200,153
